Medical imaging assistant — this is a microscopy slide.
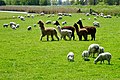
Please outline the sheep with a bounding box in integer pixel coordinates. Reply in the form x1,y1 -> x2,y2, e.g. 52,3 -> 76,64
3,24 -> 9,28
62,21 -> 67,25
94,52 -> 112,64
58,16 -> 62,20
20,16 -> 25,21
98,46 -> 104,55
33,24 -> 37,27
82,50 -> 90,61
27,26 -> 32,30
45,20 -> 52,24
40,12 -> 45,16
11,25 -> 16,30
93,21 -> 100,27
31,14 -> 34,18
88,44 -> 100,58
86,13 -> 90,16
10,22 -> 16,27
16,24 -> 20,28
67,52 -> 74,62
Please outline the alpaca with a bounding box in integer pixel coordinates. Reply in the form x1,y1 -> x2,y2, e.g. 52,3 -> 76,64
77,20 -> 96,41
56,25 -> 72,40
54,21 -> 75,40
73,23 -> 88,41
37,20 -> 59,41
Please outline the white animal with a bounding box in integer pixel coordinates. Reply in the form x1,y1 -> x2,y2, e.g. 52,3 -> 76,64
11,25 -> 16,30
94,52 -> 112,64
62,21 -> 67,25
10,22 -> 16,27
57,25 -> 72,40
20,16 -> 25,21
16,24 -> 20,28
88,44 -> 100,57
82,50 -> 89,60
3,24 -> 9,28
27,26 -> 32,30
93,21 -> 100,27
67,52 -> 74,61
58,16 -> 62,20
98,46 -> 104,55
46,20 -> 52,24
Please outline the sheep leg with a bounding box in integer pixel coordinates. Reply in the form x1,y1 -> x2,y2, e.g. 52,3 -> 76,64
108,60 -> 110,65
67,34 -> 71,40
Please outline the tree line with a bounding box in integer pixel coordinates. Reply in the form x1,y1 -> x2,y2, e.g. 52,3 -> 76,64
0,0 -> 120,6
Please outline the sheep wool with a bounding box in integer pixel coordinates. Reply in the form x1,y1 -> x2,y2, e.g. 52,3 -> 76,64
94,52 -> 112,64
67,52 -> 74,62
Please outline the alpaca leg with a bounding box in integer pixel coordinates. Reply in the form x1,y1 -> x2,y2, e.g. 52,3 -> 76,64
51,35 -> 54,41
40,35 -> 45,41
55,34 -> 59,41
47,35 -> 49,41
79,35 -> 82,41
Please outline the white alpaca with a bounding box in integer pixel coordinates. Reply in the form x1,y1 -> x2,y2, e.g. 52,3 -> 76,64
94,52 -> 112,64
67,52 -> 74,61
57,25 -> 72,40
88,44 -> 100,57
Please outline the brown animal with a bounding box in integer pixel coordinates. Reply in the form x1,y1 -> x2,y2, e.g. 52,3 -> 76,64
77,20 -> 96,40
38,20 -> 59,41
53,21 -> 75,40
73,23 -> 88,41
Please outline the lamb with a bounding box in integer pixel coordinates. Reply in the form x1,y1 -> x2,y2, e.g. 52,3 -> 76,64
94,52 -> 112,64
98,46 -> 104,55
88,44 -> 100,58
3,24 -> 9,28
58,16 -> 62,20
67,52 -> 74,62
16,24 -> 20,28
56,25 -> 72,40
11,24 -> 16,30
27,26 -> 32,30
20,16 -> 25,21
46,20 -> 52,24
93,21 -> 100,27
82,50 -> 90,61
62,21 -> 67,25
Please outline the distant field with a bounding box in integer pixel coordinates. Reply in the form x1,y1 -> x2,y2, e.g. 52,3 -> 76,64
0,11 -> 120,80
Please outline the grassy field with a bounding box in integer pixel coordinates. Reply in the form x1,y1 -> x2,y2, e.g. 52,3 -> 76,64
0,11 -> 120,80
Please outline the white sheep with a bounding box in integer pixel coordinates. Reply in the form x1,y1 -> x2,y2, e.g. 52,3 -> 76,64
33,24 -> 37,27
88,44 -> 100,58
11,25 -> 16,30
86,13 -> 90,16
67,52 -> 74,61
3,24 -> 9,28
31,14 -> 34,18
93,21 -> 100,27
10,22 -> 16,27
27,26 -> 32,30
58,16 -> 62,20
94,52 -> 112,64
82,50 -> 90,61
98,46 -> 104,55
62,21 -> 67,25
16,24 -> 20,28
46,20 -> 52,24
56,25 -> 72,40
20,16 -> 25,21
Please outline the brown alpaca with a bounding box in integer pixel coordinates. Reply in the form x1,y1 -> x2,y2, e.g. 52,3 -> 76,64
73,23 -> 88,41
53,21 -> 75,40
38,20 -> 59,41
77,20 -> 96,40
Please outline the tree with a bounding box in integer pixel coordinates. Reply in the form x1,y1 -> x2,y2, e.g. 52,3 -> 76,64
0,0 -> 6,6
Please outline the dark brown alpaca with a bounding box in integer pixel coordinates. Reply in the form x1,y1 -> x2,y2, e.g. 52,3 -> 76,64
77,20 -> 96,40
73,23 -> 88,41
53,21 -> 75,40
38,20 -> 59,41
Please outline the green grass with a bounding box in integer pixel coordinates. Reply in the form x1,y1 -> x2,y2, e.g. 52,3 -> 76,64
0,11 -> 120,80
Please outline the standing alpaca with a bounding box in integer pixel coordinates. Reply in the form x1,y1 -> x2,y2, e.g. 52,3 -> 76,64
54,22 -> 72,40
73,23 -> 88,41
77,20 -> 96,40
54,21 -> 75,40
37,20 -> 59,41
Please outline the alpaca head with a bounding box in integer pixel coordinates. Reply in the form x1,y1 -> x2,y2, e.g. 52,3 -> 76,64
54,21 -> 60,26
77,20 -> 82,25
38,20 -> 44,27
73,23 -> 79,29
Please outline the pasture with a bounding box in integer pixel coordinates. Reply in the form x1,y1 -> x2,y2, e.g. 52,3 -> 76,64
0,11 -> 120,80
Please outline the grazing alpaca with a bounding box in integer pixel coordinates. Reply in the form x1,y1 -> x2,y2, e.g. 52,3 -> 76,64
54,21 -> 75,40
37,20 -> 59,41
77,20 -> 96,40
73,23 -> 88,41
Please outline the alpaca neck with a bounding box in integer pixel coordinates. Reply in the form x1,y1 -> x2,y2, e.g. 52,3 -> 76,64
57,25 -> 62,34
79,22 -> 84,28
39,24 -> 45,32
75,26 -> 79,35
